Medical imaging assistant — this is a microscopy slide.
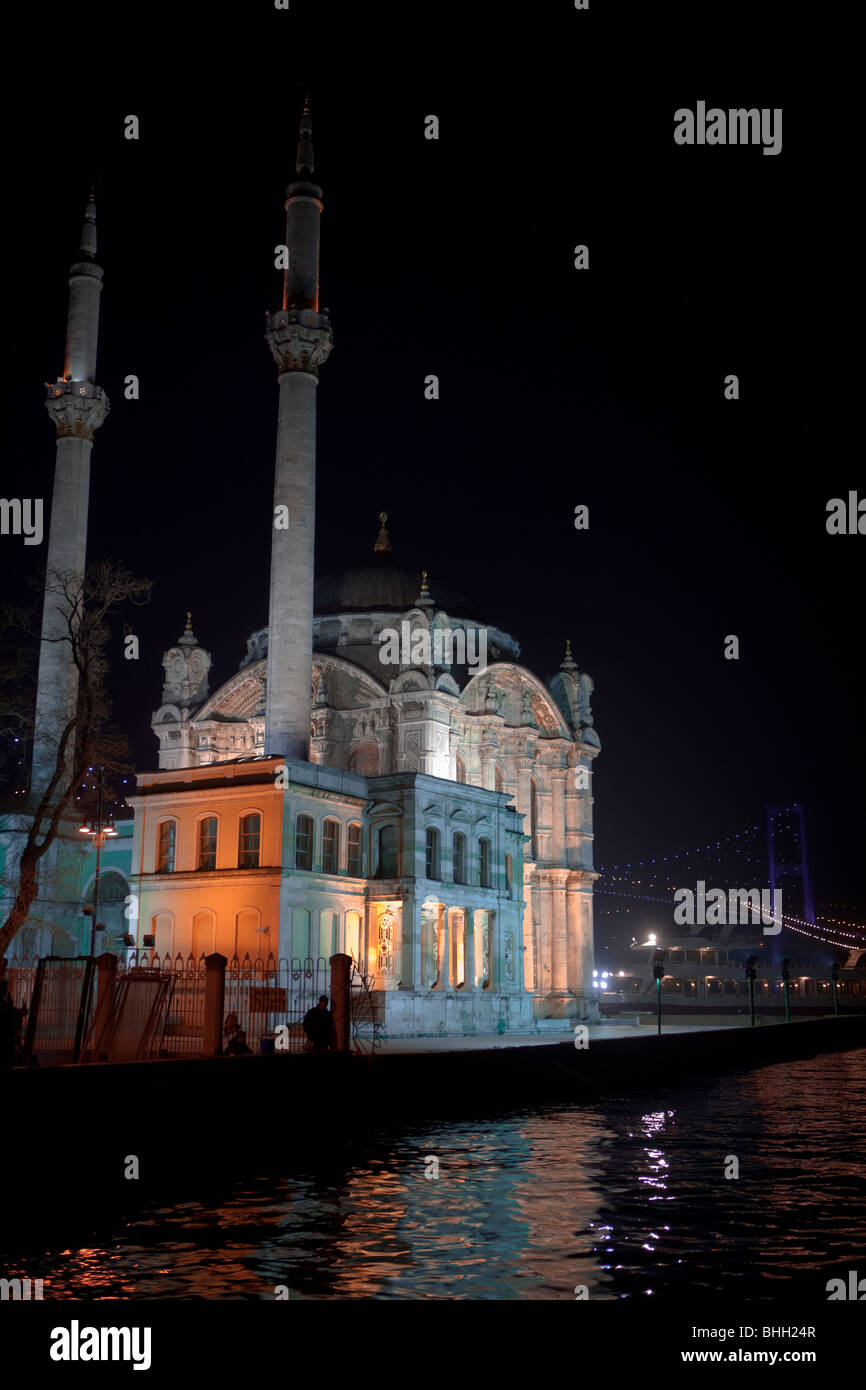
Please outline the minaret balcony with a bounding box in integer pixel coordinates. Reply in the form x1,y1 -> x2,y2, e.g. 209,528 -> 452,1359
265,306 -> 334,376
46,379 -> 105,400
45,381 -> 110,439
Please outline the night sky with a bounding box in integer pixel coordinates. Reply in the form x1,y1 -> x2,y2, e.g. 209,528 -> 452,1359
4,5 -> 861,927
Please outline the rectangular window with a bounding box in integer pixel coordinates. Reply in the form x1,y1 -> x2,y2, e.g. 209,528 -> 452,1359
453,833 -> 466,884
425,827 -> 439,880
322,820 -> 340,875
156,821 -> 176,873
198,817 -> 217,871
347,823 -> 362,877
239,813 -> 261,869
479,838 -> 491,888
295,815 -> 313,871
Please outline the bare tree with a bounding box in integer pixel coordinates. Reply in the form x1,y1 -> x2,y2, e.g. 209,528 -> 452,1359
0,560 -> 151,957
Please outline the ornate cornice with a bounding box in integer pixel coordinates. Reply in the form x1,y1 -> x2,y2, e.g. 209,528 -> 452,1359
45,382 -> 109,440
265,306 -> 334,376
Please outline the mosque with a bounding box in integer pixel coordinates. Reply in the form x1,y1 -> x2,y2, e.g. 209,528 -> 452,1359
3,103 -> 602,1036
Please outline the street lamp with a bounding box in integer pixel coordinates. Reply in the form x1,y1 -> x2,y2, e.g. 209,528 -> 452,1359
780,958 -> 791,1024
652,950 -> 666,1035
78,765 -> 118,957
745,954 -> 758,1028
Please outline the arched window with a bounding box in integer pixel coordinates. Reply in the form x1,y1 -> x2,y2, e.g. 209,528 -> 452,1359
453,831 -> 466,884
151,911 -> 173,958
192,910 -> 216,959
295,814 -> 314,871
346,910 -> 362,964
426,826 -> 440,879
377,823 -> 398,878
322,818 -> 340,875
347,822 -> 363,877
479,837 -> 491,888
292,907 -> 311,961
319,909 -> 337,958
197,816 -> 218,870
238,812 -> 261,869
85,871 -> 130,957
505,852 -> 513,896
530,778 -> 538,860
156,820 -> 176,873
235,907 -> 260,960
455,755 -> 467,784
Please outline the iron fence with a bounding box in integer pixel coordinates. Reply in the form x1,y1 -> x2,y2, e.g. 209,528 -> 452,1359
5,949 -> 384,1060
224,955 -> 331,1054
21,957 -> 97,1065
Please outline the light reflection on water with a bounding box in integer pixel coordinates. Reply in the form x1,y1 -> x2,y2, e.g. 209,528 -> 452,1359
14,1049 -> 866,1301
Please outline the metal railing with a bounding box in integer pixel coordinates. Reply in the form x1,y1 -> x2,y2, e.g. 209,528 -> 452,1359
5,949 -> 385,1061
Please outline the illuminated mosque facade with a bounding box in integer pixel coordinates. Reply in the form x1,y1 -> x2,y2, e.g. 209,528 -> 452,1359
7,104 -> 602,1037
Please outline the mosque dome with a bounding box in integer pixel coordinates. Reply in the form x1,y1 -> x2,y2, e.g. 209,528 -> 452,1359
313,512 -> 475,617
314,564 -> 474,617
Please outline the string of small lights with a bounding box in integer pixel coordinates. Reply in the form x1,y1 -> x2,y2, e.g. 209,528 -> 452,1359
815,911 -> 866,932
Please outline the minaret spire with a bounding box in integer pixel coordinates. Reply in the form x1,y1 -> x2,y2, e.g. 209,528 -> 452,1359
31,194 -> 110,802
264,99 -> 334,761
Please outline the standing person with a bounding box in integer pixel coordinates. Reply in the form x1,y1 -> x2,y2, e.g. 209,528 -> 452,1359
302,995 -> 336,1051
0,981 -> 23,1068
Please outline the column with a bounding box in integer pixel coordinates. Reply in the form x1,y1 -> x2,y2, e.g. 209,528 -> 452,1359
464,907 -> 477,989
435,903 -> 451,989
551,869 -> 569,993
549,768 -> 567,864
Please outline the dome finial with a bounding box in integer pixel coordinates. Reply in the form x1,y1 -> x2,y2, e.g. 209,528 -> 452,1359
185,611 -> 192,631
374,511 -> 391,555
561,637 -> 577,671
415,567 -> 434,607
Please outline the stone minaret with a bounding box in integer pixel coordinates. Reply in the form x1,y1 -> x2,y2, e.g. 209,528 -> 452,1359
264,97 -> 334,761
31,194 -> 110,803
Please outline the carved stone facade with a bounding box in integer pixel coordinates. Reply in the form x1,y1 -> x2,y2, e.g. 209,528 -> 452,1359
147,578 -> 601,1027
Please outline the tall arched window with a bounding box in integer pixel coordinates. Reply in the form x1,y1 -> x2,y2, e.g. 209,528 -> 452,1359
319,910 -> 337,959
346,910 -> 362,964
235,907 -> 260,960
192,910 -> 216,959
479,837 -> 491,888
238,813 -> 261,869
151,911 -> 173,958
347,822 -> 363,877
505,852 -> 513,897
453,831 -> 466,884
530,778 -> 538,860
455,755 -> 467,784
156,820 -> 176,873
197,816 -> 218,870
295,814 -> 314,870
85,871 -> 130,956
426,826 -> 440,879
377,823 -> 398,878
292,907 -> 311,961
322,818 -> 340,875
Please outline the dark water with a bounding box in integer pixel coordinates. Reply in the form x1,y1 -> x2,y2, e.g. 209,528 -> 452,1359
9,1050 -> 866,1300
